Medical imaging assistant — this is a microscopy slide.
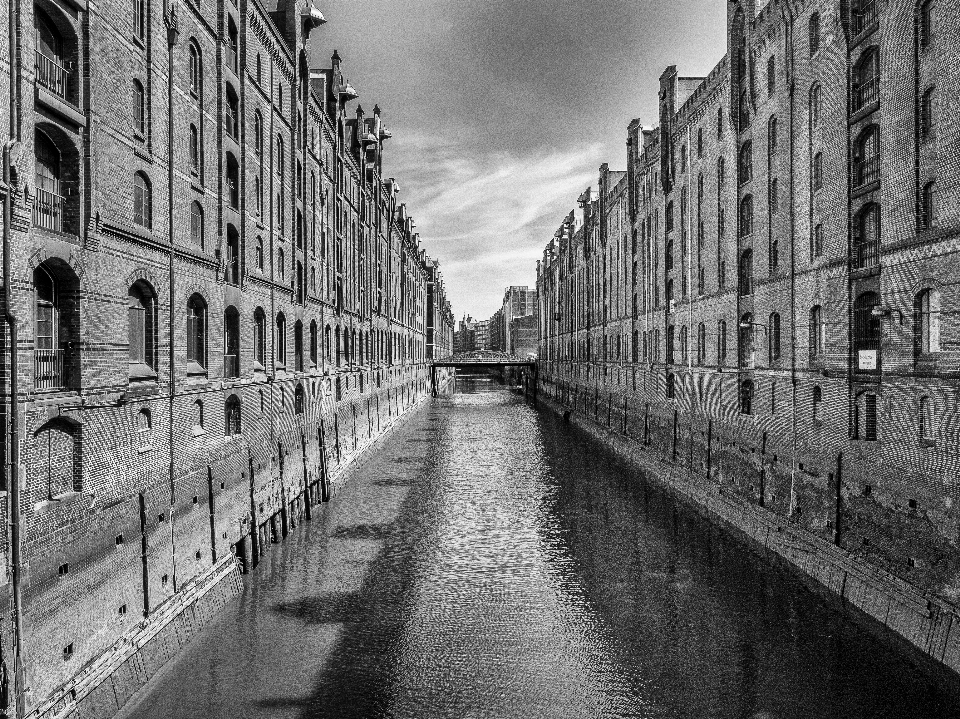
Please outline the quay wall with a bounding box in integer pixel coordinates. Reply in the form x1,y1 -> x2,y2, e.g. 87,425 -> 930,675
536,366 -> 960,681
29,365 -> 450,719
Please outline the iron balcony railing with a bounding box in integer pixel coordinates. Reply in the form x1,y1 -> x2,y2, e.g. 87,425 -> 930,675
854,155 -> 880,188
34,187 -> 65,232
35,348 -> 65,390
853,76 -> 879,113
853,238 -> 880,269
223,354 -> 239,378
852,0 -> 877,35
35,51 -> 68,100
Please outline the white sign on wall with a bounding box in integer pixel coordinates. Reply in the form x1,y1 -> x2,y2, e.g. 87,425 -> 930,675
858,350 -> 878,371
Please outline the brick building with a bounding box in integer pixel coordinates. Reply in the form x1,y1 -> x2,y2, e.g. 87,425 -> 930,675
500,285 -> 537,355
539,0 -> 960,623
0,0 -> 452,713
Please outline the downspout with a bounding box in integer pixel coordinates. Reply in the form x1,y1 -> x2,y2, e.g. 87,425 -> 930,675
4,141 -> 24,719
164,3 -> 180,590
783,4 -> 798,517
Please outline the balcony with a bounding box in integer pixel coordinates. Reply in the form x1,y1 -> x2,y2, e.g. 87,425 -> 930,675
33,187 -> 65,232
852,1 -> 877,35
852,77 -> 878,113
35,348 -> 66,390
223,354 -> 239,378
36,51 -> 69,100
853,239 -> 879,269
853,156 -> 879,189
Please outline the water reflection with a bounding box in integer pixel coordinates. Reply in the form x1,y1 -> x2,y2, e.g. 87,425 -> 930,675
123,377 -> 956,719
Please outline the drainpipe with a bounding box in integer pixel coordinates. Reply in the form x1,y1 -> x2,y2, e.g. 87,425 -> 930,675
164,3 -> 179,590
4,140 -> 24,719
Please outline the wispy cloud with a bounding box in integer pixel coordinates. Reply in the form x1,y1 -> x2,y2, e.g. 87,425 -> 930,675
389,135 -> 604,318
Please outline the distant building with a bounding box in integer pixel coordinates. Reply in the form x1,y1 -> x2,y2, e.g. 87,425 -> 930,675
474,320 -> 490,351
454,315 -> 477,354
509,314 -> 538,358
499,286 -> 538,354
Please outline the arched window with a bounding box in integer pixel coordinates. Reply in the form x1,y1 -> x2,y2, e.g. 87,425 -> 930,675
812,152 -> 823,191
920,0 -> 935,47
186,294 -> 207,370
33,263 -> 77,390
189,41 -> 201,96
137,407 -> 151,433
809,305 -> 824,358
225,225 -> 240,285
128,281 -> 156,374
855,391 -> 878,440
697,127 -> 703,158
34,129 -> 64,232
665,239 -> 674,271
919,395 -> 935,443
276,313 -> 287,366
276,134 -> 285,177
809,12 -> 820,55
740,378 -> 754,415
226,152 -> 239,208
853,47 -> 879,111
666,371 -> 676,399
853,125 -> 879,187
225,395 -> 241,437
255,236 -> 264,270
32,420 -> 78,499
717,105 -> 724,138
310,267 -> 316,293
35,8 -> 67,98
738,249 -> 753,296
133,171 -> 152,228
295,384 -> 305,414
277,248 -> 285,281
193,399 -> 204,431
852,0 -> 878,34
769,312 -> 781,363
224,306 -> 240,378
665,201 -> 674,232
767,55 -> 776,96
739,313 -> 755,366
717,320 -> 727,365
914,288 -> 941,357
310,320 -> 318,367
253,307 -> 266,368
738,141 -> 753,183
768,116 -> 778,155
132,79 -> 146,137
190,201 -> 203,248
739,195 -> 753,237
853,203 -> 880,268
253,111 -> 263,157
324,324 -> 332,364
294,320 -> 304,371
335,326 -> 342,366
853,292 -> 881,373
227,18 -> 239,73
697,323 -> 706,365
921,87 -> 935,137
770,178 -> 779,215
920,181 -> 936,230
812,386 -> 823,424
225,84 -> 239,139
679,325 -> 688,363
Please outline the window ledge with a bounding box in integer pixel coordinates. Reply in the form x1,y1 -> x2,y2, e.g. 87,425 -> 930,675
191,425 -> 206,437
186,361 -> 207,377
129,364 -> 158,381
137,444 -> 153,454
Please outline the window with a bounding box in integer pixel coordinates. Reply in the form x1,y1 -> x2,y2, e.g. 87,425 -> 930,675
666,324 -> 675,364
133,0 -> 145,41
128,281 -> 156,373
717,157 -> 725,186
920,181 -> 936,229
738,141 -> 753,183
253,307 -> 266,367
740,378 -> 754,415
769,313 -> 781,363
718,320 -> 727,365
919,396 -> 935,443
224,306 -> 240,378
767,56 -> 776,96
276,313 -> 287,366
921,87 -> 935,137
809,12 -> 820,55
256,54 -> 262,85
276,135 -> 284,177
665,239 -> 674,271
856,391 -> 878,440
739,313 -> 755,366
717,105 -> 724,139
813,222 -> 824,258
254,112 -> 263,157
295,384 -> 305,414
812,152 -> 823,191
189,42 -> 201,96
768,116 -> 778,156
697,127 -> 703,158
277,248 -> 285,281
697,323 -> 706,365
666,372 -> 675,399
738,249 -> 753,296
33,420 -> 78,498
920,0 -> 934,47
853,203 -> 880,268
193,400 -> 204,431
190,201 -> 203,248
34,129 -> 65,232
853,48 -> 879,112
680,326 -> 688,363
770,178 -> 779,214
853,126 -> 879,187
225,86 -> 239,139
809,84 -> 822,127
852,0 -> 878,34
133,80 -> 146,137
294,320 -> 304,372
310,321 -> 318,367
225,395 -> 241,437
853,292 -> 881,373
189,124 -> 200,175
914,288 -> 941,356
254,175 -> 262,215
739,195 -> 753,237
665,202 -> 674,232
809,306 -> 825,358
255,236 -> 264,270
33,264 -> 76,390
812,386 -> 823,424
226,152 -> 239,208
186,294 -> 207,369
225,225 -> 240,285
133,171 -> 152,228
227,19 -> 238,73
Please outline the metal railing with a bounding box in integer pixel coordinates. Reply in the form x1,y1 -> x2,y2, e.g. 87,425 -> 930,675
852,0 -> 877,35
35,51 -> 68,99
35,348 -> 65,390
853,237 -> 879,269
33,187 -> 65,232
853,76 -> 879,112
853,155 -> 880,188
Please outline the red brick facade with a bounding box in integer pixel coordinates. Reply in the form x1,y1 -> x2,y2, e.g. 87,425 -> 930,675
0,0 -> 454,713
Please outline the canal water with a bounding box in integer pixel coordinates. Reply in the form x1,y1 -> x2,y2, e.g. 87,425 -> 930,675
123,376 -> 957,719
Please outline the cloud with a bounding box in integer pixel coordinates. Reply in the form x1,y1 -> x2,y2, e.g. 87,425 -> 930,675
389,134 -> 605,318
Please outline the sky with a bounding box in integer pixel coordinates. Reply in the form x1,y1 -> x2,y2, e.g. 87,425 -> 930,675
311,0 -> 727,321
